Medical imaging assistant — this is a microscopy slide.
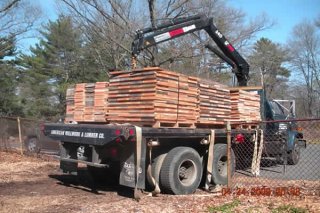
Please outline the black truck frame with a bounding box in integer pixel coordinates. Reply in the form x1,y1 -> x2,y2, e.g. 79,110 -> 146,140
44,123 -> 255,194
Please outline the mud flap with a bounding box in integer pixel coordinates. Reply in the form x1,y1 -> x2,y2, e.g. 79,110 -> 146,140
60,161 -> 78,175
60,142 -> 78,175
119,127 -> 146,190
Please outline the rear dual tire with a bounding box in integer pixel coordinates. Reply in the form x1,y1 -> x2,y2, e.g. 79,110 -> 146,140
159,147 -> 203,195
211,144 -> 235,185
147,144 -> 235,195
24,137 -> 40,154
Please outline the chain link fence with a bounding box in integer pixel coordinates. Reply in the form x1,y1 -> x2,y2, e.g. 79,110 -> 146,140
229,118 -> 320,197
1,116 -> 319,196
0,116 -> 46,154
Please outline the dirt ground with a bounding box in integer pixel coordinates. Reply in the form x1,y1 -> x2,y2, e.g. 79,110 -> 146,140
0,151 -> 319,213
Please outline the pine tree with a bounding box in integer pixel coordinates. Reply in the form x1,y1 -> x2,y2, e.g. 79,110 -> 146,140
0,35 -> 24,116
18,15 -> 108,119
249,38 -> 290,99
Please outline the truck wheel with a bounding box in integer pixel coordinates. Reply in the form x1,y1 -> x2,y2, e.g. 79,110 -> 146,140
288,140 -> 300,165
147,153 -> 167,189
211,144 -> 235,185
24,137 -> 40,153
160,147 -> 202,195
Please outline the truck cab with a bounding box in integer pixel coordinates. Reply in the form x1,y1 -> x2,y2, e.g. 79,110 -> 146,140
232,87 -> 306,165
261,92 -> 306,165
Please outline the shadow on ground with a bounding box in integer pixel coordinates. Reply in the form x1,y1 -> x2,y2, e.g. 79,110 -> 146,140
48,167 -> 134,198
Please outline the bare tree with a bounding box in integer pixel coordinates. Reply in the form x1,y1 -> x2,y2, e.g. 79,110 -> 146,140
60,0 -> 141,72
289,19 -> 320,117
0,0 -> 42,57
143,0 -> 274,78
61,0 -> 273,81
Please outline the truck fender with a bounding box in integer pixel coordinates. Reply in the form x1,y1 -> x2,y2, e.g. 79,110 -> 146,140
287,131 -> 298,151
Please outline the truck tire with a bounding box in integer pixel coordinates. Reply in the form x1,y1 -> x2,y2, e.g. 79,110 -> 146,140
24,137 -> 40,154
147,153 -> 167,189
211,144 -> 235,185
160,147 -> 202,195
288,139 -> 300,165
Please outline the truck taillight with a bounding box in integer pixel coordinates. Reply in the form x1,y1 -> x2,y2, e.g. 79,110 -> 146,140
115,129 -> 121,136
129,129 -> 135,135
235,134 -> 245,144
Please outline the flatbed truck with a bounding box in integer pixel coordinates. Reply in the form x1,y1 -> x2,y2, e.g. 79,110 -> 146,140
44,14 -> 305,196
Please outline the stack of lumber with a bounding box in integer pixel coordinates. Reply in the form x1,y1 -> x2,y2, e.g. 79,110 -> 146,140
65,82 -> 109,123
93,82 -> 109,122
107,67 -> 198,127
230,89 -> 261,122
64,67 -> 261,127
83,83 -> 95,121
107,68 -> 158,124
198,79 -> 231,125
73,83 -> 86,121
177,75 -> 198,125
65,86 -> 75,123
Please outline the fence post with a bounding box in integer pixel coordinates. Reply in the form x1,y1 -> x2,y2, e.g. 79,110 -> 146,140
227,121 -> 232,188
17,117 -> 23,155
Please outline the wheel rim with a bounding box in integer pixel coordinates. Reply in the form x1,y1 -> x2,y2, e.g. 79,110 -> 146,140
178,160 -> 197,186
77,146 -> 85,158
218,156 -> 228,177
28,138 -> 37,152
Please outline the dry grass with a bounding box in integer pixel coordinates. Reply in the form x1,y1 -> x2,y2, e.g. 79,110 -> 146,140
0,151 -> 319,213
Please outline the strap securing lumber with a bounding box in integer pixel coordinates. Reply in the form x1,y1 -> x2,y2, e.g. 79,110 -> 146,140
251,129 -> 264,176
134,126 -> 142,200
205,129 -> 215,190
251,129 -> 258,176
255,129 -> 264,176
147,145 -> 161,195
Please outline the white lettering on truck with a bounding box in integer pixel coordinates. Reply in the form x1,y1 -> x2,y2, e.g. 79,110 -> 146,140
51,130 -> 65,135
50,130 -> 104,139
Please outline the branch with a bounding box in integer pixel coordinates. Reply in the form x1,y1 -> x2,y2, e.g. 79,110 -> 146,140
0,0 -> 20,13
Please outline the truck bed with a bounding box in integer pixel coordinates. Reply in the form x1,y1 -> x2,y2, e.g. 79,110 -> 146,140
44,123 -> 233,145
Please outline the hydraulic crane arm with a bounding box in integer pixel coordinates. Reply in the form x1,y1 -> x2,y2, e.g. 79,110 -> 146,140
131,14 -> 249,86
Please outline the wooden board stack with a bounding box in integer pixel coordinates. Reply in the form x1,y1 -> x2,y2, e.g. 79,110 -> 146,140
177,75 -> 198,126
93,82 -> 109,122
198,79 -> 231,125
65,86 -> 75,123
65,82 -> 109,123
73,83 -> 86,121
107,67 -> 198,127
230,89 -> 261,122
107,68 -> 158,124
65,67 -> 261,127
83,83 -> 95,121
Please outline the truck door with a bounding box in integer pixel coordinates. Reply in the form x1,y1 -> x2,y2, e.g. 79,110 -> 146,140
268,101 -> 287,131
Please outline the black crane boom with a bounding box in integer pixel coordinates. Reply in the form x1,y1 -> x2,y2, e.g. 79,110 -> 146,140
131,14 -> 250,86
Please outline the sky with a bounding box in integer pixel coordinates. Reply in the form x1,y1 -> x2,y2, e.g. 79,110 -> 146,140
20,0 -> 320,53
227,0 -> 320,43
